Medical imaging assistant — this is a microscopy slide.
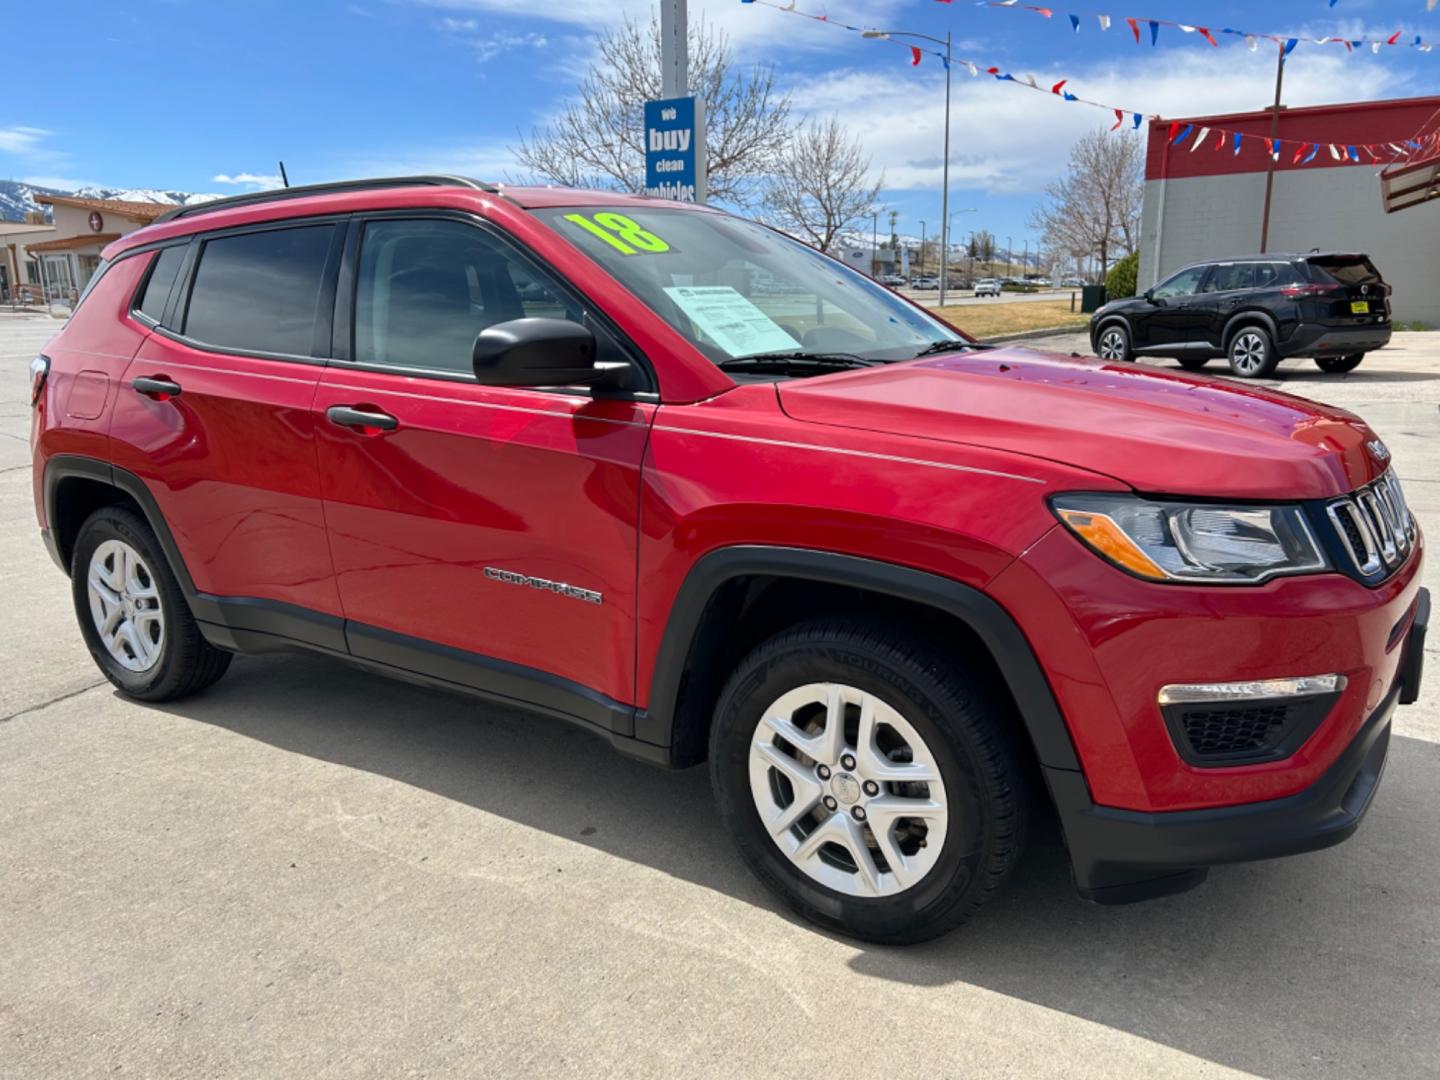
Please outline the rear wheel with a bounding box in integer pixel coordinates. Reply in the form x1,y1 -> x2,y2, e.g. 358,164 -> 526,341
1227,326 -> 1278,378
71,505 -> 232,701
709,619 -> 1027,944
1177,356 -> 1211,371
1315,352 -> 1364,374
1096,322 -> 1133,362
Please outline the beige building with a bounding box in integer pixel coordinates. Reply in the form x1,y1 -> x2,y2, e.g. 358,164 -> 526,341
2,195 -> 167,306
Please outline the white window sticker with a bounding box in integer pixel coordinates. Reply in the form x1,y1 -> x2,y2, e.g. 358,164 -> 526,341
663,285 -> 799,356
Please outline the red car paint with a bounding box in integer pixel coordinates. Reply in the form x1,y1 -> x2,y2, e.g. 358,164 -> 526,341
31,183 -> 1423,825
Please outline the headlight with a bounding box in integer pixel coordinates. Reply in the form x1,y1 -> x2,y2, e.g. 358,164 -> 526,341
1051,493 -> 1329,584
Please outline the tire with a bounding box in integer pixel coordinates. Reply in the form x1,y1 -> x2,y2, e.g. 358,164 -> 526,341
1095,322 -> 1133,362
71,505 -> 232,701
709,618 -> 1028,945
1226,325 -> 1279,378
1315,352 -> 1364,374
1177,356 -> 1211,371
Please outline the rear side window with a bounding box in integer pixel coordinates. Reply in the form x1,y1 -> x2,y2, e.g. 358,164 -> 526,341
1205,264 -> 1254,292
1253,263 -> 1300,288
1308,256 -> 1383,287
183,225 -> 335,356
136,246 -> 186,323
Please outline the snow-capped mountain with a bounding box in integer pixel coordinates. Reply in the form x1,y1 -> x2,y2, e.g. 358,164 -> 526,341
0,181 -> 220,223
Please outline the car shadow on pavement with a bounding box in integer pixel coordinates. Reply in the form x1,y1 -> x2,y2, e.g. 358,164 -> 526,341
163,650 -> 1440,1079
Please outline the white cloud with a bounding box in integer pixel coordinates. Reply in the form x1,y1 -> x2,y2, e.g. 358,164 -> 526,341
212,172 -> 286,190
786,50 -> 1407,196
0,125 -> 50,155
335,138 -> 523,183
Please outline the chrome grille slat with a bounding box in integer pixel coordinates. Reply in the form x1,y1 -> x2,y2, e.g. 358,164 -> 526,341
1327,471 -> 1414,580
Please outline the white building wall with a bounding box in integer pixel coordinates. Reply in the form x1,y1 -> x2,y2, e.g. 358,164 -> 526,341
1139,165 -> 1440,325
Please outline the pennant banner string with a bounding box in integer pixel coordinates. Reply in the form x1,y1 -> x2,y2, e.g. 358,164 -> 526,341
742,0 -> 1440,169
958,1 -> 1436,55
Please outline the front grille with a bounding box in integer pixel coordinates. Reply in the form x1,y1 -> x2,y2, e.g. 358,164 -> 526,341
1326,471 -> 1415,581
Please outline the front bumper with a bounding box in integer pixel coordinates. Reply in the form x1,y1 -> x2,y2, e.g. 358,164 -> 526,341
1281,323 -> 1392,358
1049,587 -> 1427,903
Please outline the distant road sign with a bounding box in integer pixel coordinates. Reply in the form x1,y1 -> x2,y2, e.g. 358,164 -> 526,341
644,96 -> 707,204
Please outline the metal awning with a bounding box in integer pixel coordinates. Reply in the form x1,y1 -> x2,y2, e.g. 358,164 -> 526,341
1381,153 -> 1440,213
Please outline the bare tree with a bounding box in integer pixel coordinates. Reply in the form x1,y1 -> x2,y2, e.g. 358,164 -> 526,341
1029,129 -> 1143,277
512,16 -> 789,205
761,116 -> 882,254
968,229 -> 997,272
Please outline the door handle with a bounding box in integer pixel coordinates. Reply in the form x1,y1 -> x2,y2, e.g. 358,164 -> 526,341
326,405 -> 398,432
132,375 -> 182,400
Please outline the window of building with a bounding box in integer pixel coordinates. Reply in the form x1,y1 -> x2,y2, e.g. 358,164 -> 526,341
183,225 -> 335,356
135,246 -> 186,324
353,218 -> 589,375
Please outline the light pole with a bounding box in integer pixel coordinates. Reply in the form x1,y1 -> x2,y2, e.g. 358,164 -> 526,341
871,208 -> 880,278
918,220 -> 927,278
949,208 -> 976,284
864,27 -> 952,304
1006,236 -> 1013,278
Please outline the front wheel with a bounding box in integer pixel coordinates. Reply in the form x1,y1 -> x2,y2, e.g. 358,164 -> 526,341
1227,326 -> 1279,378
1096,322 -> 1133,362
709,619 -> 1027,944
71,505 -> 232,701
1315,353 -> 1364,373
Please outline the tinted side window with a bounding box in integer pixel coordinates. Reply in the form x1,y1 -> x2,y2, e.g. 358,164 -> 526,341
136,246 -> 186,323
183,225 -> 335,356
1253,262 -> 1299,289
1153,265 -> 1207,299
1205,263 -> 1254,292
354,219 -> 585,374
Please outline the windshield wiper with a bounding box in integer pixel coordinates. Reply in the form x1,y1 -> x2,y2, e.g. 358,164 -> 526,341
717,351 -> 880,372
912,340 -> 988,358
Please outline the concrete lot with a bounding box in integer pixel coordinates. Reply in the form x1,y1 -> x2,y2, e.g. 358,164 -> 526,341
2,312 -> 1437,1079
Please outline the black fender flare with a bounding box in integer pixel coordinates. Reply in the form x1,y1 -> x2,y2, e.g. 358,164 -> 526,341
636,545 -> 1082,773
1221,310 -> 1279,353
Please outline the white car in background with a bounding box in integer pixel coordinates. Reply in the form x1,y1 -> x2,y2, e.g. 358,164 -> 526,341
974,279 -> 1003,297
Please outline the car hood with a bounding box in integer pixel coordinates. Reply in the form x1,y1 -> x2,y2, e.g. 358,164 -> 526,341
777,347 -> 1387,500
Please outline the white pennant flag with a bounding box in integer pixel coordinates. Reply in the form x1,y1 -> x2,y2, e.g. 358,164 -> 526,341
1371,41 -> 1382,54
1245,34 -> 1258,51
1329,144 -> 1341,160
966,61 -> 979,77
1179,25 -> 1196,34
1191,127 -> 1211,152
1025,73 -> 1039,88
1097,14 -> 1111,30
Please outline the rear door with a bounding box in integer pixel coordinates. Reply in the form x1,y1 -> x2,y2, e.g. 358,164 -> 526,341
1198,262 -> 1256,350
109,220 -> 345,645
311,213 -> 654,713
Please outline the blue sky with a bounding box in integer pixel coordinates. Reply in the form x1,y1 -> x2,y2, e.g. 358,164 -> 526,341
1,0 -> 1434,249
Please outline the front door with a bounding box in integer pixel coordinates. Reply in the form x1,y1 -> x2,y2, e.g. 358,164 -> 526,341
311,215 -> 654,720
1143,264 -> 1212,349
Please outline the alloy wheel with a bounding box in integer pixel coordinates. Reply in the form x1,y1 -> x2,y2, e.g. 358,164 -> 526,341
1098,328 -> 1127,360
87,539 -> 165,672
1230,331 -> 1269,375
748,682 -> 948,898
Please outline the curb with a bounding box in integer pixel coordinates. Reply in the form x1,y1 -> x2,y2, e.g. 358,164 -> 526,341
981,325 -> 1090,345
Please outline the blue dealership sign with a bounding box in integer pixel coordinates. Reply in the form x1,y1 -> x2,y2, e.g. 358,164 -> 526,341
644,96 -> 707,203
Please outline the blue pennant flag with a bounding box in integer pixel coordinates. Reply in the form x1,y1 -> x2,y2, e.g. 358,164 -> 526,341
1303,144 -> 1320,163
1069,14 -> 1080,32
1283,38 -> 1298,55
1149,20 -> 1160,45
1172,123 -> 1193,145
1233,132 -> 1244,155
1133,113 -> 1142,130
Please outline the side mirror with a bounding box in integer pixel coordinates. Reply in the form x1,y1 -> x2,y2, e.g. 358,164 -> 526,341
471,318 -> 624,388
1143,288 -> 1156,302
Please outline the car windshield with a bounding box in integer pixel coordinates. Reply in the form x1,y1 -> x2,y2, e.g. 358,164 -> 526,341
532,206 -> 964,369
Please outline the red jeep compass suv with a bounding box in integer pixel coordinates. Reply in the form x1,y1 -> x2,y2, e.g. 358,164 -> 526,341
30,177 -> 1428,943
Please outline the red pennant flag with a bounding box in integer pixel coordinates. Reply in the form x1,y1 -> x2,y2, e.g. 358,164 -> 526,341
1365,146 -> 1382,163
1293,142 -> 1309,164
1265,137 -> 1276,158
910,45 -> 922,66
1167,121 -> 1179,143
1111,109 -> 1124,131
1387,31 -> 1402,45
1051,79 -> 1068,95
1032,6 -> 1054,15
987,66 -> 1001,75
1214,129 -> 1225,150
1198,27 -> 1218,47
1126,17 -> 1141,43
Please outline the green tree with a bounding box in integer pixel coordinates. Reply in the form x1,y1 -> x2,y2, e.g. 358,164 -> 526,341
1106,251 -> 1139,299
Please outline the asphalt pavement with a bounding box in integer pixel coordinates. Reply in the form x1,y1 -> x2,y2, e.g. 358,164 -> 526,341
3,311 -> 1438,1079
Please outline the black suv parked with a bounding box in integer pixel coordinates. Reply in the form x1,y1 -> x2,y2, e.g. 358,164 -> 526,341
1091,253 -> 1392,378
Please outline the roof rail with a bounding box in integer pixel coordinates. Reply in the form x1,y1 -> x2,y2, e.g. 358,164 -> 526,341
153,175 -> 497,224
